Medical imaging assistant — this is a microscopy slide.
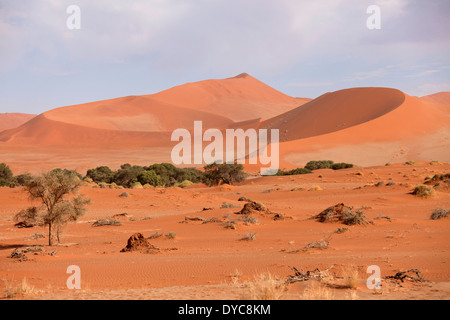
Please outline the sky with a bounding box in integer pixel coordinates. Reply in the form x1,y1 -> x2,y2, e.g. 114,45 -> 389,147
0,0 -> 449,114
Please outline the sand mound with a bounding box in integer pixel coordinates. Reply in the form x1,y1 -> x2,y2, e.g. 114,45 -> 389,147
120,233 -> 158,253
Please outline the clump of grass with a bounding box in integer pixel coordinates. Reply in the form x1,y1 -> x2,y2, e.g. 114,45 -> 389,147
341,266 -> 359,290
430,207 -> 449,220
301,281 -> 334,300
240,232 -> 256,241
165,232 -> 176,239
290,236 -> 331,253
148,232 -> 164,239
411,184 -> 435,198
405,160 -> 416,165
177,180 -> 194,188
239,273 -> 287,300
313,203 -> 373,226
92,217 -> 122,227
221,202 -> 239,208
335,227 -> 349,234
4,278 -> 40,299
222,220 -> 237,230
239,215 -> 259,225
343,210 -> 372,226
119,192 -> 129,198
202,217 -> 221,224
308,185 -> 323,191
229,269 -> 243,284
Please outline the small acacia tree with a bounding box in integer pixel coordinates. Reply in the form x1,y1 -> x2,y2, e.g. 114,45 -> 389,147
15,170 -> 90,246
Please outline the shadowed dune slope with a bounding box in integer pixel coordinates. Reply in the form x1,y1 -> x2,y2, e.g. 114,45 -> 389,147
259,87 -> 406,142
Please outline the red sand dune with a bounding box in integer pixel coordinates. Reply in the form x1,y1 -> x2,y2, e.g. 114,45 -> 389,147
0,113 -> 36,132
421,92 -> 450,106
44,95 -> 234,132
259,87 -> 406,142
149,73 -> 310,122
277,91 -> 450,167
0,75 -> 449,171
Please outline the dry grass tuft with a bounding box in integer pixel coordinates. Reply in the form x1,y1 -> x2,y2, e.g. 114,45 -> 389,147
3,278 -> 41,299
239,273 -> 287,300
411,184 -> 435,198
301,281 -> 334,300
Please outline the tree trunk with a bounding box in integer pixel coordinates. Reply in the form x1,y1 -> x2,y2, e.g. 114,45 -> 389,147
48,222 -> 53,246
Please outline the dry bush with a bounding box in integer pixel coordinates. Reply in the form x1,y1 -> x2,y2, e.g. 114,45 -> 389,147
312,203 -> 373,226
3,278 -> 40,299
148,232 -> 164,239
341,266 -> 359,290
92,217 -> 122,227
165,232 -> 176,239
430,207 -> 449,220
238,215 -> 259,225
240,232 -> 256,241
229,269 -> 243,285
301,281 -> 334,300
411,184 -> 435,198
289,235 -> 332,253
240,273 -> 287,300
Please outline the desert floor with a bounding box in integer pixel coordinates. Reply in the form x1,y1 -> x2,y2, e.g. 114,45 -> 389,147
0,162 -> 449,300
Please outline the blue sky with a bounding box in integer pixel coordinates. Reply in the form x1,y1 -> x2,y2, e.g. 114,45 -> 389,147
0,0 -> 449,114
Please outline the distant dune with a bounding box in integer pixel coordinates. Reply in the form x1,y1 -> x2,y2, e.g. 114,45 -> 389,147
0,113 -> 36,132
0,74 -> 449,172
421,92 -> 450,106
149,73 -> 310,122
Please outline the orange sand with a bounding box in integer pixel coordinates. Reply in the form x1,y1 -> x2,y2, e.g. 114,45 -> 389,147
0,162 -> 449,300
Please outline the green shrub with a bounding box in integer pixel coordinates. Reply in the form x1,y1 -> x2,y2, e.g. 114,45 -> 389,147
178,180 -> 194,188
305,160 -> 334,171
202,163 -> 246,186
50,168 -> 82,180
276,168 -> 312,176
331,163 -> 354,170
113,164 -> 145,187
144,163 -> 203,186
14,173 -> 34,187
0,163 -> 13,186
85,166 -> 115,184
137,170 -> 163,187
